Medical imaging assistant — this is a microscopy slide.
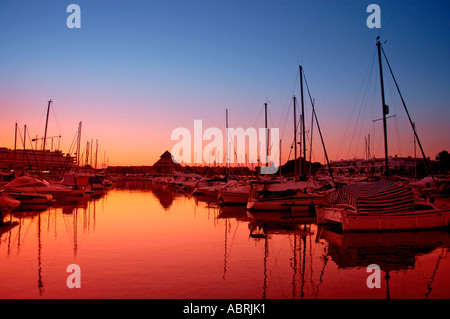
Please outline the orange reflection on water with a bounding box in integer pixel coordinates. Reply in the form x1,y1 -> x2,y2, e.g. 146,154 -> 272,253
1,182 -> 450,299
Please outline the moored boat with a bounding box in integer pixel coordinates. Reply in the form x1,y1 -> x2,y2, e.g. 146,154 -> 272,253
217,181 -> 251,205
0,192 -> 21,211
4,176 -> 73,197
316,179 -> 450,231
246,180 -> 326,213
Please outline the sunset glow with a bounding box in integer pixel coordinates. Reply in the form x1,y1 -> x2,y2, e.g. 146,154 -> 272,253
0,1 -> 448,166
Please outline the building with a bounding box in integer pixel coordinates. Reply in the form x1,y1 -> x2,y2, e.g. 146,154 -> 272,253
328,155 -> 426,177
0,147 -> 75,174
152,150 -> 181,174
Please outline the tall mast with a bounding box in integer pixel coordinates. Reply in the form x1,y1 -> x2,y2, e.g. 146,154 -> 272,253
226,109 -> 229,174
376,37 -> 389,177
85,141 -> 90,167
413,123 -> 417,178
309,99 -> 315,176
43,100 -> 52,152
264,102 -> 268,167
299,65 -> 306,178
23,125 -> 27,167
14,122 -> 17,168
95,139 -> 98,170
293,96 -> 298,180
76,122 -> 82,167
279,139 -> 282,178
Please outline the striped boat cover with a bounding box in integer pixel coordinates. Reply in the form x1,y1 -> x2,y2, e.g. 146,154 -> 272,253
330,179 -> 414,214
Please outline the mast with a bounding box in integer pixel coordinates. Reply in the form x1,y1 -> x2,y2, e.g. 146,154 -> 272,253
413,123 -> 417,178
95,139 -> 99,170
23,125 -> 27,168
23,125 -> 27,151
85,141 -> 90,167
293,96 -> 298,180
226,109 -> 229,175
309,99 -> 315,176
264,102 -> 268,167
42,100 -> 52,152
76,122 -> 82,167
376,37 -> 389,177
299,65 -> 306,178
279,139 -> 282,178
14,122 -> 17,169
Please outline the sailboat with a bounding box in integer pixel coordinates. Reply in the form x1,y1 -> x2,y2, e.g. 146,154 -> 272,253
315,37 -> 450,231
246,67 -> 331,213
246,179 -> 326,212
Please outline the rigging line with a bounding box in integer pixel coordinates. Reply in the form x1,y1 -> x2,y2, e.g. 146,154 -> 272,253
336,47 -> 377,160
267,108 -> 276,131
252,104 -> 265,129
302,69 -> 317,157
50,104 -> 68,152
387,71 -> 403,157
303,70 -> 334,181
380,45 -> 434,181
31,106 -> 47,141
17,129 -> 33,171
347,54 -> 375,160
279,71 -> 300,140
59,129 -> 79,176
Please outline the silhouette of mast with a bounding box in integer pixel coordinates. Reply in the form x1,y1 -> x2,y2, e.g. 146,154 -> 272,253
376,38 -> 389,176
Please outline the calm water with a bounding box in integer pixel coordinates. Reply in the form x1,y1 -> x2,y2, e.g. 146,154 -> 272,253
1,180 -> 450,299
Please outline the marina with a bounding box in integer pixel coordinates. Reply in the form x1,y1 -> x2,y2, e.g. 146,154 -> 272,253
1,179 -> 450,299
1,1 -> 449,303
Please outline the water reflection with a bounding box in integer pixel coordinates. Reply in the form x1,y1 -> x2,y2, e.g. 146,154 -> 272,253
217,205 -> 249,282
0,181 -> 449,299
114,180 -> 181,210
0,189 -> 106,297
246,211 -> 318,299
318,226 -> 450,298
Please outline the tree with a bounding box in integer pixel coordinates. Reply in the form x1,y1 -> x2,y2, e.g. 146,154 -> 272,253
436,150 -> 450,174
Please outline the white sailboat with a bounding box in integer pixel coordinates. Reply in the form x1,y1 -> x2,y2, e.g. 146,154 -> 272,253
246,66 -> 333,213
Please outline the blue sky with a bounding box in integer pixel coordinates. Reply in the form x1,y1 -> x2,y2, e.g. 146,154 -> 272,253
0,0 -> 449,165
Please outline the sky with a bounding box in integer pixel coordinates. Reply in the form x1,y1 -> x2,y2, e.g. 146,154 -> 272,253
0,0 -> 449,167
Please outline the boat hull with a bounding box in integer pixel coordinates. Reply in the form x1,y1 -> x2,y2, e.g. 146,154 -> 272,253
316,205 -> 450,232
247,194 -> 325,212
6,192 -> 54,205
218,191 -> 248,205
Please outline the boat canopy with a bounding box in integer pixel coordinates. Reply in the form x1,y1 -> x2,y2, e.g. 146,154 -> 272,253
5,176 -> 49,189
330,179 -> 414,214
